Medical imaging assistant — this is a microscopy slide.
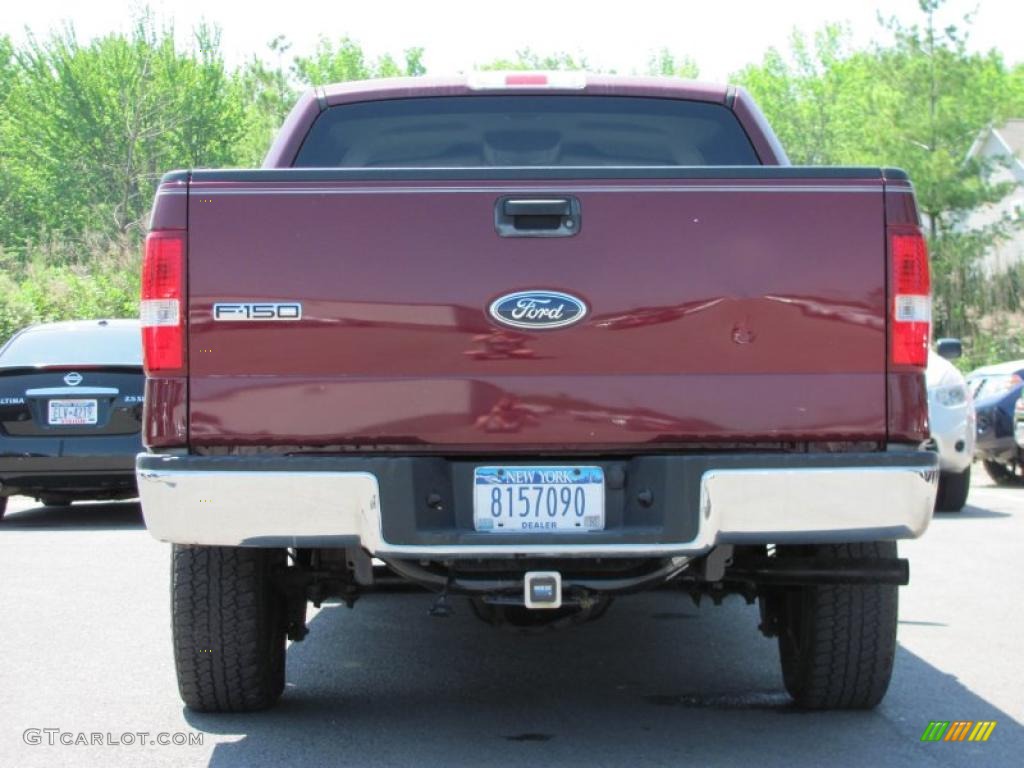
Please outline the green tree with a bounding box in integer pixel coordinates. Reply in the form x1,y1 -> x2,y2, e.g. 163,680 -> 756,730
0,35 -> 14,101
477,48 -> 590,71
0,17 -> 246,246
0,35 -> 21,242
732,25 -> 878,164
646,48 -> 699,79
292,37 -> 426,85
871,1 -> 1021,340
1011,62 -> 1024,113
236,37 -> 298,165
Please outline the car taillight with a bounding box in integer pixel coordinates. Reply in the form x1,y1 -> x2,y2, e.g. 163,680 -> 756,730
141,230 -> 186,374
890,230 -> 930,368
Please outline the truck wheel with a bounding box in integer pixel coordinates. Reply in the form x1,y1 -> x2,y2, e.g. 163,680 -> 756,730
0,496 -> 7,520
935,467 -> 970,512
982,459 -> 1018,486
171,545 -> 287,712
774,541 -> 898,710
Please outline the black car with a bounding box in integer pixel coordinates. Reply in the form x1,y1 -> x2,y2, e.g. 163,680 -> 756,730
0,319 -> 143,517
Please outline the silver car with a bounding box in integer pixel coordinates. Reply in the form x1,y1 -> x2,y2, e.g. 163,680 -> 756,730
926,342 -> 975,511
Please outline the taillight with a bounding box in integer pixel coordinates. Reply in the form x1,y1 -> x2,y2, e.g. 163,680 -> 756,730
890,230 -> 930,368
141,230 -> 185,373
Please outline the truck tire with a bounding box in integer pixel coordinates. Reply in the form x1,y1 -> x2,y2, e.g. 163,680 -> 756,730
982,459 -> 1018,486
935,467 -> 970,512
775,541 -> 898,710
171,545 -> 287,712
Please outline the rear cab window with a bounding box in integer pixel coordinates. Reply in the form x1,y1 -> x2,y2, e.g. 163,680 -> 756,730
293,96 -> 760,168
0,325 -> 142,368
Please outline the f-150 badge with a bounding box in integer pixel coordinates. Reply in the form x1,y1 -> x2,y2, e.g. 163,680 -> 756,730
213,303 -> 302,321
488,291 -> 587,330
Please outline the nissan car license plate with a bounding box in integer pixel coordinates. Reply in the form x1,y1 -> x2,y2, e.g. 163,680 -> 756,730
473,466 -> 605,533
48,399 -> 98,425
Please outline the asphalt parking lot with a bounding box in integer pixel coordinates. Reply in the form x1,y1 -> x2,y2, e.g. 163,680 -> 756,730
1,469 -> 1021,768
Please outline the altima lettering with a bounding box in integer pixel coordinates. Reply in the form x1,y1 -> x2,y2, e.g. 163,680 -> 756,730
0,397 -> 25,405
510,299 -> 565,321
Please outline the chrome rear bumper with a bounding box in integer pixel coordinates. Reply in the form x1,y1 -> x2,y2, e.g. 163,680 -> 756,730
137,452 -> 937,556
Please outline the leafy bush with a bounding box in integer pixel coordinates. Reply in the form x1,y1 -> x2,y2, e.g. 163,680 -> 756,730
0,238 -> 140,344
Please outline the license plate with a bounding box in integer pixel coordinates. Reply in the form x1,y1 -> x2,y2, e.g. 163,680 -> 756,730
473,466 -> 605,533
48,399 -> 98,425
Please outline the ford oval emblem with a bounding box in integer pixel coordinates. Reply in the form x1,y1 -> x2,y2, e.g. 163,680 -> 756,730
64,372 -> 83,386
488,290 -> 587,330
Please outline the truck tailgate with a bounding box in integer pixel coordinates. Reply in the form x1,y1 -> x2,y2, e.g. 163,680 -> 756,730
185,173 -> 888,449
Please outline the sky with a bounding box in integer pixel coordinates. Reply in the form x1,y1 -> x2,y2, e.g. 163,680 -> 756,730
2,0 -> 1022,81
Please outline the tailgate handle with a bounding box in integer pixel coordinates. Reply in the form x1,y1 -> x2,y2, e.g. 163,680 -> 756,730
503,199 -> 572,216
495,196 -> 581,238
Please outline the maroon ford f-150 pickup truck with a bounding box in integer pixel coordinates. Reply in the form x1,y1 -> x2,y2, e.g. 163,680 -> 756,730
137,73 -> 937,713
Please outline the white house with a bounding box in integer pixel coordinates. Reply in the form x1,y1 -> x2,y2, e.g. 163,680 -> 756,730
964,119 -> 1024,275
